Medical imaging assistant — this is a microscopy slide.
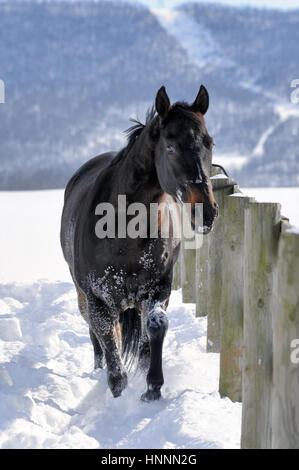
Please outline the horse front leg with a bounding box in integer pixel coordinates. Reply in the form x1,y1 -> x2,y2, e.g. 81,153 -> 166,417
89,327 -> 104,369
141,304 -> 169,402
88,295 -> 127,398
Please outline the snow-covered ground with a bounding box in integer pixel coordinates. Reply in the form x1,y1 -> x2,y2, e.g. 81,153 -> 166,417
0,190 -> 70,283
0,284 -> 240,449
0,187 -> 298,449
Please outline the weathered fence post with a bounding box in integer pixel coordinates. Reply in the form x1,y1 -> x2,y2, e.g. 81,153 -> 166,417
195,234 -> 209,317
172,247 -> 182,290
219,193 -> 255,402
206,176 -> 236,352
272,224 -> 299,449
241,202 -> 281,449
181,242 -> 196,303
195,167 -> 222,317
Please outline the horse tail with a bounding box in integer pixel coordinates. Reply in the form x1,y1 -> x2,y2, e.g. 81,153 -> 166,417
119,308 -> 142,370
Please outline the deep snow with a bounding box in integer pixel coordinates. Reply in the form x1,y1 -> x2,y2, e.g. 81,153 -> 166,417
0,189 -> 244,448
0,187 -> 298,448
0,284 -> 241,448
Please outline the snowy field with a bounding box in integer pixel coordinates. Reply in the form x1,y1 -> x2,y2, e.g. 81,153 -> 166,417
0,187 -> 298,449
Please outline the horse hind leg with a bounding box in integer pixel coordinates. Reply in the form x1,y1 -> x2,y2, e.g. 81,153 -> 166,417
74,282 -> 89,322
138,338 -> 150,372
138,311 -> 151,371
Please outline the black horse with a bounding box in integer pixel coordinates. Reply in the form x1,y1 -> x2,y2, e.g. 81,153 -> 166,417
60,85 -> 218,401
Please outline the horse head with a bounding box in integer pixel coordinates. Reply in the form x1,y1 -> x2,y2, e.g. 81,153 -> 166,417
153,85 -> 218,234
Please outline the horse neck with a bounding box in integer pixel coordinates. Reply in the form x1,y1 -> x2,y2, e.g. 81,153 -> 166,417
115,129 -> 164,205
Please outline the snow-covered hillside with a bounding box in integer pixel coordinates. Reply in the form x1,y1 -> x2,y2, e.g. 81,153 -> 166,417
52,0 -> 299,10
0,187 -> 298,449
153,7 -> 232,70
1,1 -> 299,189
134,0 -> 299,9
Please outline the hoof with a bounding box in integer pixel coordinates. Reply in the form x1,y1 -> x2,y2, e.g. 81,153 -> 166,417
138,345 -> 150,372
108,370 -> 128,398
141,388 -> 162,402
94,354 -> 104,370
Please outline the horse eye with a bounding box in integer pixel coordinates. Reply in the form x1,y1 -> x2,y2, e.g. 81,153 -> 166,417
203,135 -> 213,150
166,144 -> 176,155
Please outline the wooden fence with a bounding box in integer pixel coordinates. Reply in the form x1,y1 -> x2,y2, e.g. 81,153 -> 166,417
172,174 -> 299,449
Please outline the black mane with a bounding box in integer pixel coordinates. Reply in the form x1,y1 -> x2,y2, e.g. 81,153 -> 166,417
124,100 -> 203,153
124,104 -> 156,149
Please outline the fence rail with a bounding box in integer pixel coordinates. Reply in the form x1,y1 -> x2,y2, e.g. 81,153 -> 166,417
172,176 -> 299,449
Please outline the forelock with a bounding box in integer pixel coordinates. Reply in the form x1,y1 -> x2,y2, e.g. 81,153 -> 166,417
164,102 -> 204,130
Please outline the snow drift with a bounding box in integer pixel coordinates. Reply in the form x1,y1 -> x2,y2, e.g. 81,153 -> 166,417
0,282 -> 241,449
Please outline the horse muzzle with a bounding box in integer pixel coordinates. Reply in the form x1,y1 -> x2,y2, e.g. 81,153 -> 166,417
184,182 -> 218,235
190,201 -> 218,235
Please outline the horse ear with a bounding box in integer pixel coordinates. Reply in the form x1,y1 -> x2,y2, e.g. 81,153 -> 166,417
155,86 -> 170,121
191,85 -> 209,115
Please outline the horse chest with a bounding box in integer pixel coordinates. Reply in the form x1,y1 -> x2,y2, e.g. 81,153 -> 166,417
89,242 -> 170,311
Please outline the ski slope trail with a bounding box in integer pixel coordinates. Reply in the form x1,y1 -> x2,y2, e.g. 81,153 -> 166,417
152,8 -> 233,70
0,282 -> 241,449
